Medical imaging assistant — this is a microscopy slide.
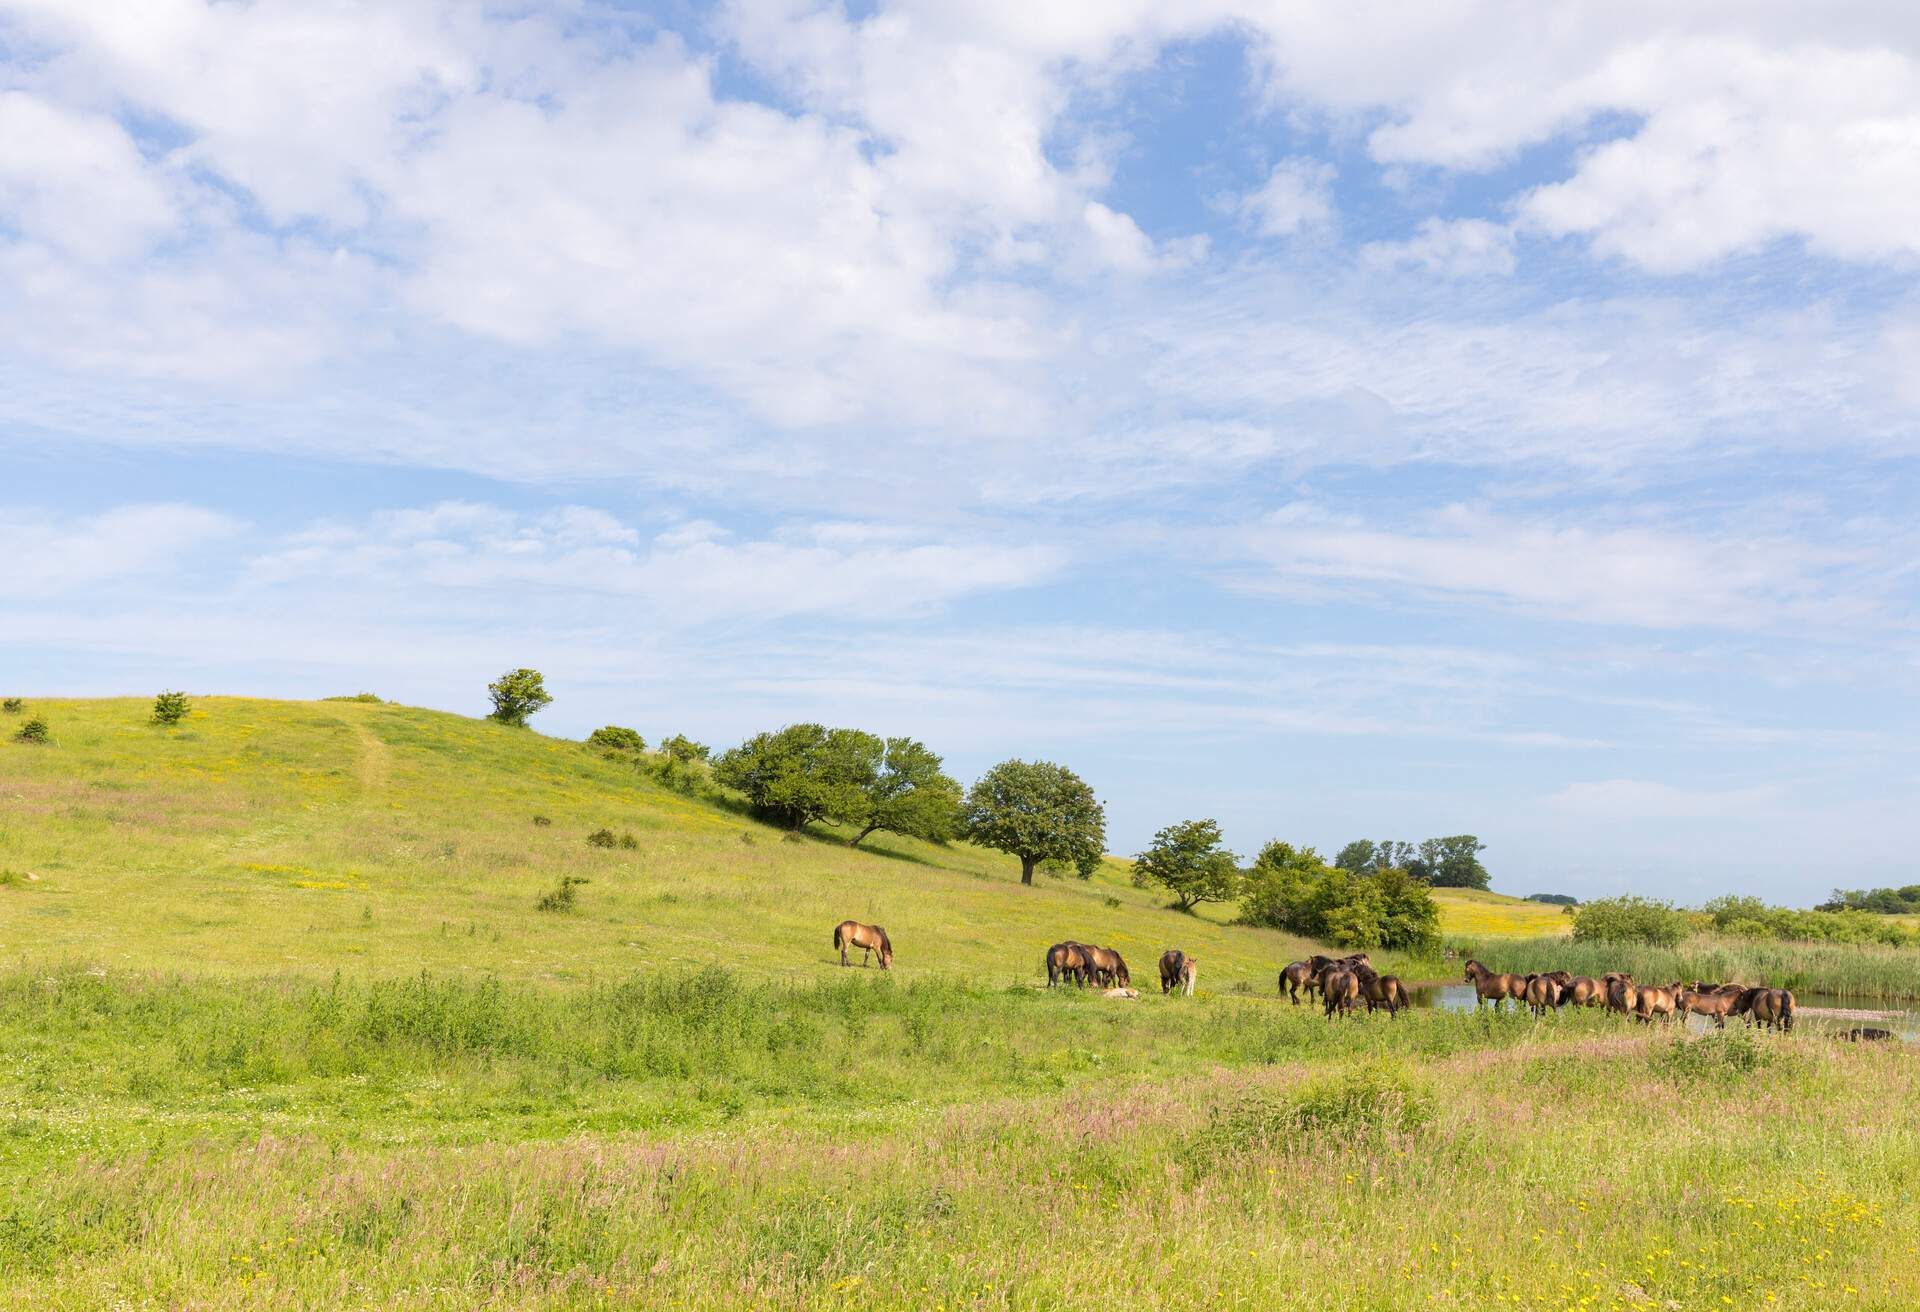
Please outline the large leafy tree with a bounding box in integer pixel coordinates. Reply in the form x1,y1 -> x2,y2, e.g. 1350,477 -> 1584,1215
487,668 -> 552,727
1131,818 -> 1242,913
962,759 -> 1106,885
714,724 -> 880,829
851,737 -> 962,847
1239,839 -> 1438,952
1409,835 -> 1490,889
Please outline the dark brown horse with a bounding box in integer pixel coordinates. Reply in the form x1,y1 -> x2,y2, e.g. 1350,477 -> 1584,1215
1321,965 -> 1361,1019
1602,972 -> 1638,1018
1083,945 -> 1130,988
1732,987 -> 1795,1031
833,920 -> 892,969
1354,963 -> 1411,1017
1159,949 -> 1197,996
1046,941 -> 1091,987
1280,959 -> 1319,1005
1462,959 -> 1524,1011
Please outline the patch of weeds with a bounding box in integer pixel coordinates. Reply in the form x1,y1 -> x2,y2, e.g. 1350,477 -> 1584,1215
1653,1029 -> 1774,1083
532,815 -> 553,827
1,698 -> 21,714
1103,895 -> 1122,909
1182,1059 -> 1434,1174
537,876 -> 590,913
586,828 -> 617,848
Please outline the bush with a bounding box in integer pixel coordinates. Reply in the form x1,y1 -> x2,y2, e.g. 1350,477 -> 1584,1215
12,716 -> 49,745
486,668 -> 552,727
587,725 -> 646,754
532,815 -> 553,828
1701,894 -> 1916,947
653,734 -> 712,793
322,693 -> 383,703
1183,1059 -> 1433,1173
1239,842 -> 1439,952
586,828 -> 617,848
1,698 -> 21,714
1569,895 -> 1691,947
1653,1030 -> 1772,1083
151,691 -> 190,726
1527,892 -> 1578,906
535,876 -> 589,913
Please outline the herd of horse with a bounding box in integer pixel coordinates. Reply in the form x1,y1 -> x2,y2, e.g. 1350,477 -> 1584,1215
835,922 -> 1826,1036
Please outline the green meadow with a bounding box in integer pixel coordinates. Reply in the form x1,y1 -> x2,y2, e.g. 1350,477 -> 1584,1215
3,696 -> 1917,1310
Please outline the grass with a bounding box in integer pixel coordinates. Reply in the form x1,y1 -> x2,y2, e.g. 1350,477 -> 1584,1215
1452,934 -> 1920,1001
4,695 -> 1918,1309
1433,886 -> 1575,939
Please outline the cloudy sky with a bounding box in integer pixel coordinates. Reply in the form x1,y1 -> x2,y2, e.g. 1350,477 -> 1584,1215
5,1 -> 1918,903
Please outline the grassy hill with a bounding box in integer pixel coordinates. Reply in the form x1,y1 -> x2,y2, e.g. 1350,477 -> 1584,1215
2,696 -> 1342,988
1432,885 -> 1575,939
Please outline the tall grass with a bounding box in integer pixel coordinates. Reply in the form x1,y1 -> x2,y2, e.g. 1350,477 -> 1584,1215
1450,933 -> 1920,1000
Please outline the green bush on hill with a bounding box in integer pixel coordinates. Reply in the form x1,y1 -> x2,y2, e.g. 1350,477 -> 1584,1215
1702,894 -> 1916,947
486,668 -> 552,727
1569,895 -> 1691,946
151,690 -> 191,726
586,724 -> 646,754
1239,841 -> 1439,952
12,715 -> 49,744
1818,884 -> 1920,915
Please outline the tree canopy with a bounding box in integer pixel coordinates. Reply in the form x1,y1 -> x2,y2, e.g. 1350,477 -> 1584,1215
962,759 -> 1106,884
714,724 -> 880,830
1336,834 -> 1491,889
487,668 -> 552,727
851,737 -> 962,847
1240,840 -> 1439,951
1130,818 -> 1241,913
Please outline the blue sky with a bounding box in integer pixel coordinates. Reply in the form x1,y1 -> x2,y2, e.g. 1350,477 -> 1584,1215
4,2 -> 1919,904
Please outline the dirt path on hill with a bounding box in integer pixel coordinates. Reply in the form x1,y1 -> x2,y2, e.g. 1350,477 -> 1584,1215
322,708 -> 392,794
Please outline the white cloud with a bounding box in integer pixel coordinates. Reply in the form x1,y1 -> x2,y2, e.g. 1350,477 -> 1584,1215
0,503 -> 239,599
1361,218 -> 1515,277
1545,778 -> 1784,820
1241,157 -> 1335,236
1240,503 -> 1875,630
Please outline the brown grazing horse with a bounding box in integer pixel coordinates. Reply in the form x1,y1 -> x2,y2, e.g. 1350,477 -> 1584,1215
1561,976 -> 1604,1008
1732,987 -> 1795,1031
1522,973 -> 1563,1016
1280,959 -> 1319,1005
1602,973 -> 1638,1017
1632,982 -> 1682,1025
1353,963 -> 1411,1016
1159,949 -> 1197,996
1046,942 -> 1091,987
1462,959 -> 1524,1011
833,920 -> 893,969
1083,945 -> 1130,988
1321,965 -> 1361,1019
1677,985 -> 1742,1028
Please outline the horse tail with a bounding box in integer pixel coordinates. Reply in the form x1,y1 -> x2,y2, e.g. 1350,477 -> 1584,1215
833,922 -> 844,951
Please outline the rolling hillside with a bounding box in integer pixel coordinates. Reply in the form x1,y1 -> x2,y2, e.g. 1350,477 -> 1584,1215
1432,885 -> 1575,939
1,696 -> 1339,988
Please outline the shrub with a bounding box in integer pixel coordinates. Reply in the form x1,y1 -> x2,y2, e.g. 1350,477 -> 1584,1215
1653,1030 -> 1772,1083
1239,842 -> 1439,952
653,734 -> 712,792
1183,1059 -> 1433,1172
1,698 -> 21,714
151,690 -> 191,726
586,828 -> 617,848
486,668 -> 552,727
1570,895 -> 1691,947
536,876 -> 589,913
1527,892 -> 1579,906
322,693 -> 384,703
12,716 -> 49,745
532,815 -> 552,827
587,725 -> 646,754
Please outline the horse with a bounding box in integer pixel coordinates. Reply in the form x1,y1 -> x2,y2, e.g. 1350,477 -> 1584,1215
1632,982 -> 1682,1025
1353,963 -> 1410,1017
1321,965 -> 1361,1019
1462,959 -> 1524,1011
1159,949 -> 1197,996
1561,976 -> 1604,1008
1084,945 -> 1130,988
833,920 -> 892,969
1279,959 -> 1319,1005
1677,985 -> 1741,1029
1522,973 -> 1562,1017
1046,941 -> 1092,987
1732,987 -> 1795,1031
1602,973 -> 1638,1018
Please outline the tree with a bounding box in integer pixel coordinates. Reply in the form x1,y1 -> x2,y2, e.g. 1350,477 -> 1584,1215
1333,840 -> 1378,874
654,734 -> 711,792
487,668 -> 552,727
1409,835 -> 1490,889
151,690 -> 190,726
850,737 -> 962,847
1239,840 -> 1438,952
587,725 -> 646,754
962,759 -> 1106,884
1131,818 -> 1242,913
714,724 -> 880,830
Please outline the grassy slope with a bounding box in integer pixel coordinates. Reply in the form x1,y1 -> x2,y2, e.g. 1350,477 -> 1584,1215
2,696 -> 1342,988
1433,885 -> 1574,939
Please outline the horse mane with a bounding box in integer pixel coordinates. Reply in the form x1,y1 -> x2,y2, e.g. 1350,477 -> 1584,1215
876,926 -> 892,954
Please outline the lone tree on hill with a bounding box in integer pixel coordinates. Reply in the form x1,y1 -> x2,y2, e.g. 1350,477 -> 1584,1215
850,737 -> 962,847
714,723 -> 880,830
1131,818 -> 1242,913
487,668 -> 552,727
151,690 -> 190,726
962,759 -> 1106,885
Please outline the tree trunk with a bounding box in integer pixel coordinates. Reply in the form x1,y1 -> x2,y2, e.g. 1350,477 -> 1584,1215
1021,854 -> 1038,885
851,823 -> 880,847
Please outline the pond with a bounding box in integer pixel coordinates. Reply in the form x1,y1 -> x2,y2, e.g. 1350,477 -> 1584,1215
1402,983 -> 1920,1041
